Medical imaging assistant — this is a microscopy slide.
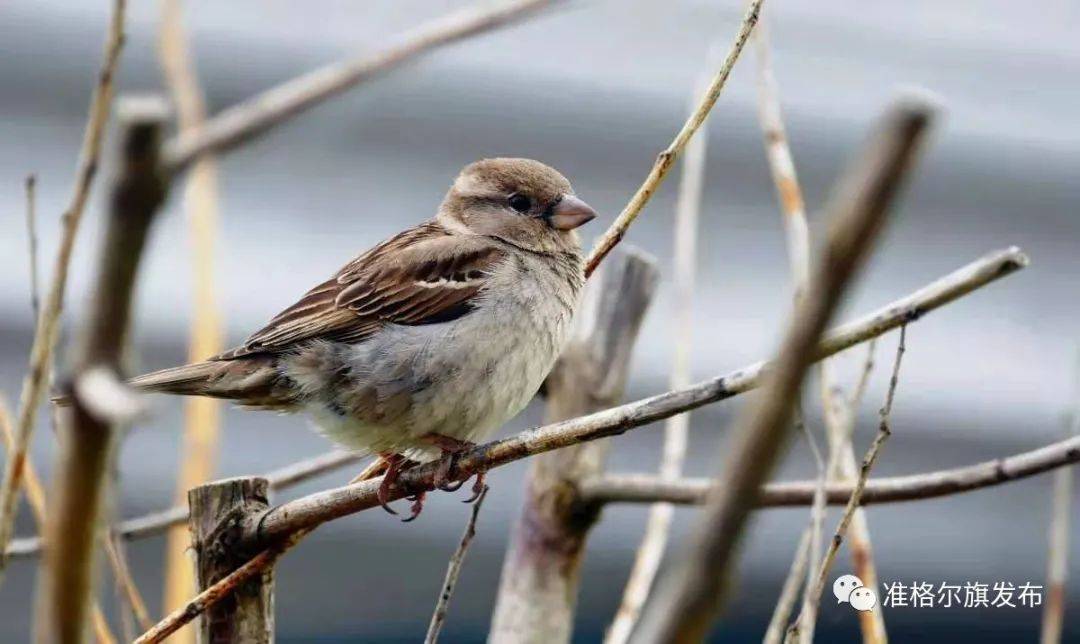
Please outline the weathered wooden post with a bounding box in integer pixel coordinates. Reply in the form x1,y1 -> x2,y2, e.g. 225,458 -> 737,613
188,477 -> 274,643
489,247 -> 659,643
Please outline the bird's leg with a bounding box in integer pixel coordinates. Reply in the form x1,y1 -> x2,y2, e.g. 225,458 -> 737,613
348,456 -> 389,485
419,433 -> 477,493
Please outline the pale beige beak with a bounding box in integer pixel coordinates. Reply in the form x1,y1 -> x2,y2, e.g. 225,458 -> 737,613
547,195 -> 597,230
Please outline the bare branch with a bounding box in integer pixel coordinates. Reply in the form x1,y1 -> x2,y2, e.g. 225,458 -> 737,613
161,0 -> 561,173
584,0 -> 764,276
1042,359 -> 1078,644
424,486 -> 489,644
1,397 -> 120,644
788,327 -> 907,643
581,433 -> 1080,507
605,64 -> 710,644
754,21 -> 809,296
630,98 -> 934,643
104,531 -> 153,631
37,97 -> 168,642
0,0 -> 127,579
764,527 -> 812,644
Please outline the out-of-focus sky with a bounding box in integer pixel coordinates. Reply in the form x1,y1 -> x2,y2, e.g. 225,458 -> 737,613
1,1 -> 1077,641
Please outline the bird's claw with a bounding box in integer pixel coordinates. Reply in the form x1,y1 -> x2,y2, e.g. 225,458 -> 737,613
401,491 -> 426,522
462,471 -> 487,504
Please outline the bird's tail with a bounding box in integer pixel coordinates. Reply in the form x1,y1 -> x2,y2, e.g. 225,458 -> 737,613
52,355 -> 290,408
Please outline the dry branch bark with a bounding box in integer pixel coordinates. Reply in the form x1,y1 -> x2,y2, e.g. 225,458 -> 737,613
424,486 -> 489,644
629,97 -> 935,643
0,0 -> 127,580
189,478 -> 274,643
161,0 -> 561,174
489,248 -> 659,643
37,97 -> 168,643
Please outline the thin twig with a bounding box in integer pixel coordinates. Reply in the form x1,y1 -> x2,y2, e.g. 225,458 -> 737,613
754,20 -> 808,296
25,175 -> 40,319
764,527 -> 812,644
606,62 -> 711,644
425,486 -> 490,644
787,327 -> 907,643
797,410 -> 828,644
0,399 -> 119,644
584,0 -> 764,277
162,0 -> 561,173
104,530 -> 154,631
1041,357 -> 1078,644
631,98 -> 933,643
37,97 -> 168,642
158,0 -> 225,628
133,529 -> 309,644
0,0 -> 127,579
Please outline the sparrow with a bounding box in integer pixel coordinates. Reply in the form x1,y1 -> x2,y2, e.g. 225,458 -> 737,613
125,158 -> 596,519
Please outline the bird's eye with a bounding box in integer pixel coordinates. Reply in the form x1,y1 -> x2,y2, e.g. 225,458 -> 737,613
508,193 -> 531,213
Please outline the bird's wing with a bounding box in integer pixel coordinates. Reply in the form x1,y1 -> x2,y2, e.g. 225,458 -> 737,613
212,221 -> 506,360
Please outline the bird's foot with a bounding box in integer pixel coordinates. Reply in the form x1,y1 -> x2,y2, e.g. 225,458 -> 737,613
374,453 -> 419,518
420,433 -> 478,493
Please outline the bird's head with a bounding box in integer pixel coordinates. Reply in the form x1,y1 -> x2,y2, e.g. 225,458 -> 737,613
438,158 -> 597,255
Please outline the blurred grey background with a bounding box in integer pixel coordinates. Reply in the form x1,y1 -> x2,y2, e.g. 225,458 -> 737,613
1,0 -> 1078,641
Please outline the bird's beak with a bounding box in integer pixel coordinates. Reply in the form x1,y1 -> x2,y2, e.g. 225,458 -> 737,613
547,195 -> 597,230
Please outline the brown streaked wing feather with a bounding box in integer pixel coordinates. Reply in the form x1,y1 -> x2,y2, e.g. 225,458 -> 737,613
211,222 -> 505,360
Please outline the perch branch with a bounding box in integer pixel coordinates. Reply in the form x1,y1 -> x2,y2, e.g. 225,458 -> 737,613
36,97 -> 168,642
0,0 -> 126,578
162,0 -> 561,173
584,0 -> 764,276
7,245 -> 1027,561
132,229 -> 1029,641
424,486 -> 489,644
630,97 -> 933,643
788,327 -> 907,643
